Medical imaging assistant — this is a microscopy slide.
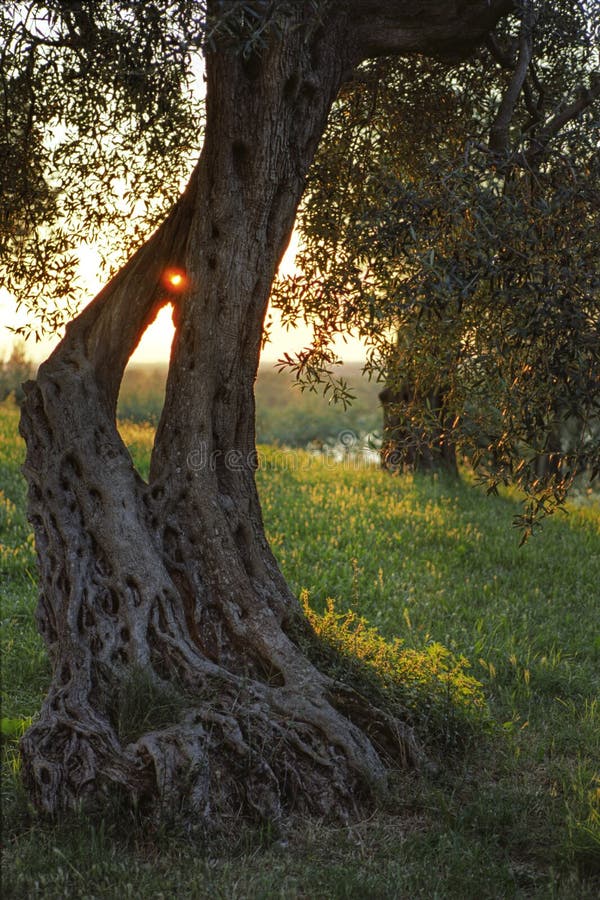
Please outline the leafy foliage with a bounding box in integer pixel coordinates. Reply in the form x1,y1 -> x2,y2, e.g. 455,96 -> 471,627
0,0 -> 201,333
1,1 -> 205,336
273,1 -> 600,528
0,1 -> 331,339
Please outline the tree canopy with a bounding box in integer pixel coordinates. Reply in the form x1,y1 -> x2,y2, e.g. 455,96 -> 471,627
273,0 -> 600,530
2,0 -> 515,338
1,0 -> 205,334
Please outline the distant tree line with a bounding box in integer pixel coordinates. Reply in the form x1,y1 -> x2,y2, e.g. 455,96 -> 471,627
0,341 -> 35,405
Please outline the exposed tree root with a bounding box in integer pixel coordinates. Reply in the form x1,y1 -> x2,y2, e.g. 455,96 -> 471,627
20,632 -> 421,826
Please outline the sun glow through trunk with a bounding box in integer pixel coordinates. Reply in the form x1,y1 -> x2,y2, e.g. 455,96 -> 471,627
162,268 -> 187,292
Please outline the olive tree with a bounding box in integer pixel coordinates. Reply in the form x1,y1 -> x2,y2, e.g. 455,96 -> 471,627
274,1 -> 600,513
4,0 -> 514,823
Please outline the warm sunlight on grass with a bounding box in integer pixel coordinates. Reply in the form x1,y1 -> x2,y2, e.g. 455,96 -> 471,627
301,592 -> 487,750
2,401 -> 600,895
116,420 -> 155,479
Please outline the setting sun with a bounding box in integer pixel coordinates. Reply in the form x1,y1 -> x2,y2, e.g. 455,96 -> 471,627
162,268 -> 187,292
0,234 -> 366,366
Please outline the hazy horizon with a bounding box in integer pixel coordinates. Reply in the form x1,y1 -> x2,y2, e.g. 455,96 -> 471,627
1,231 -> 367,366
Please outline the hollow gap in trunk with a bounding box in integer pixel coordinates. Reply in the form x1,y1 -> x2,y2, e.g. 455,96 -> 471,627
116,303 -> 174,461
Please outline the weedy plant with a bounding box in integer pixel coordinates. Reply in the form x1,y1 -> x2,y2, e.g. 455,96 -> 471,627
300,592 -> 489,756
109,666 -> 188,746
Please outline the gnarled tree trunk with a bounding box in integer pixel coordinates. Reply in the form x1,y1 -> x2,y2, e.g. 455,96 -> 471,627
18,1 -> 511,825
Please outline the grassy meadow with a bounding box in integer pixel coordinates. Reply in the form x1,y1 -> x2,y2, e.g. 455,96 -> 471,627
1,391 -> 600,898
118,361 -> 382,447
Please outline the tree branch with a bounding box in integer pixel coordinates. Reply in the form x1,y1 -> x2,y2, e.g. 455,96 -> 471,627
342,0 -> 516,61
528,75 -> 600,159
521,77 -> 544,131
489,1 -> 534,154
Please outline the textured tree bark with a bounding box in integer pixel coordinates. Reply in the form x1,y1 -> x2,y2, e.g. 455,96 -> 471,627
19,1 -> 510,825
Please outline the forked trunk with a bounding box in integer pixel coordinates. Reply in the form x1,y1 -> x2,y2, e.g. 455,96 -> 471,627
18,15 -> 416,826
18,1 -> 511,825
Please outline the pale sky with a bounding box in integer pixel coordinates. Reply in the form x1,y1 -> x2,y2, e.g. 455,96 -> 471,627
1,233 -> 366,367
2,42 -> 365,369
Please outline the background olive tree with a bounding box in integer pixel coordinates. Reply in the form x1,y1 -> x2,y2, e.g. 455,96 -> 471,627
273,0 -> 600,531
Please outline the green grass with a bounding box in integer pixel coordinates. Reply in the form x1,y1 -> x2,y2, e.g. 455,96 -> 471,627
2,400 -> 599,898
